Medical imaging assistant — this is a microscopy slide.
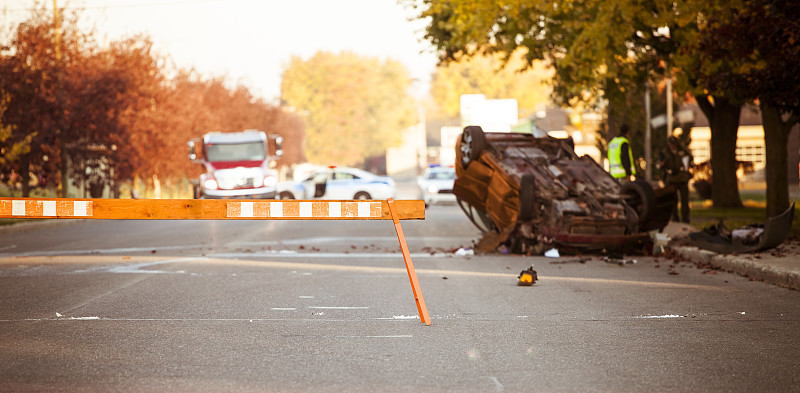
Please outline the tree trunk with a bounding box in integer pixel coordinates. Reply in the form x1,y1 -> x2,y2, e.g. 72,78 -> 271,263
761,102 -> 794,218
695,95 -> 743,208
153,174 -> 161,199
59,137 -> 68,198
20,153 -> 30,197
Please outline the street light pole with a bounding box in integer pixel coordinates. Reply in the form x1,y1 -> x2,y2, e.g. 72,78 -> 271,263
666,64 -> 673,139
53,0 -> 69,197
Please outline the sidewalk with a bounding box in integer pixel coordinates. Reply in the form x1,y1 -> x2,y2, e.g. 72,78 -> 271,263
660,222 -> 800,291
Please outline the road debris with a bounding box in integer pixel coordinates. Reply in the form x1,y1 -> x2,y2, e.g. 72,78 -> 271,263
455,248 -> 474,256
688,201 -> 794,253
549,257 -> 591,264
517,265 -> 538,286
603,256 -> 637,265
544,248 -> 560,258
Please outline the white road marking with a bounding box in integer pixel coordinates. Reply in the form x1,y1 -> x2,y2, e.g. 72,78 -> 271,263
0,255 -> 734,292
486,376 -> 504,392
0,244 -> 209,258
330,335 -> 412,338
72,257 -> 202,274
211,252 -> 451,259
308,306 -> 368,310
2,317 -> 419,324
229,236 -> 463,245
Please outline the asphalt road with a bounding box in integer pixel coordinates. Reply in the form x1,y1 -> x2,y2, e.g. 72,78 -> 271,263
1,200 -> 799,392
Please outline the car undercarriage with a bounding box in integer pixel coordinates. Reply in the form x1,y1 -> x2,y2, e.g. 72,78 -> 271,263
453,126 -> 676,255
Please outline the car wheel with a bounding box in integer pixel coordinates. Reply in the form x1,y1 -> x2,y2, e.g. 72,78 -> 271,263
518,174 -> 537,222
460,126 -> 486,168
354,191 -> 371,200
278,191 -> 295,200
621,179 -> 656,224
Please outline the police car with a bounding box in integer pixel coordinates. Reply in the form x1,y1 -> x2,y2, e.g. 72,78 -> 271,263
277,166 -> 395,200
417,165 -> 456,207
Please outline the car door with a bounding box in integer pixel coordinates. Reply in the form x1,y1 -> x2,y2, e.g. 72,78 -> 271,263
302,171 -> 330,199
323,170 -> 358,199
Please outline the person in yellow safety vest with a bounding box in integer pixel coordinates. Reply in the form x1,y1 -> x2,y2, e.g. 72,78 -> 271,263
608,124 -> 636,181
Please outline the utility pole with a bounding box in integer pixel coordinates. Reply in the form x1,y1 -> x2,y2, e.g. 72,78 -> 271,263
666,64 -> 673,139
53,0 -> 68,197
645,82 -> 652,181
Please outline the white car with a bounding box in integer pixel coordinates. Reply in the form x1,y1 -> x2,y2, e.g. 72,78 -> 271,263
417,165 -> 456,207
277,166 -> 395,200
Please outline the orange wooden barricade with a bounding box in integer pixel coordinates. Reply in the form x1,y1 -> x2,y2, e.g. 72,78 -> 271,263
0,197 -> 430,325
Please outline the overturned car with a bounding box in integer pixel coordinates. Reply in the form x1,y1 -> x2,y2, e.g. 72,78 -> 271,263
454,126 -> 676,255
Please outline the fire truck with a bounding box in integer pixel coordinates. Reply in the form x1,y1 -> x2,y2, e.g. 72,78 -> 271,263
188,130 -> 283,199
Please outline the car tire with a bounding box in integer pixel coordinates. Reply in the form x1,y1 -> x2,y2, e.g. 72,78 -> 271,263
621,179 -> 656,224
518,174 -> 537,222
278,191 -> 295,200
460,126 -> 486,168
354,191 -> 371,200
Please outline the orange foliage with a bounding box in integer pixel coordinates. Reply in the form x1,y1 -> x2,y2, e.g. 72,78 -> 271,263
0,3 -> 304,196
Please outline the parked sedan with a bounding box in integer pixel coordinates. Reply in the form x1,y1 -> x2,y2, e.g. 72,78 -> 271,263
417,165 -> 456,207
277,167 -> 395,200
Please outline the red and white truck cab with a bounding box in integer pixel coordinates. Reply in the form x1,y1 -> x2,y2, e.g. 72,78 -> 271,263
188,130 -> 283,199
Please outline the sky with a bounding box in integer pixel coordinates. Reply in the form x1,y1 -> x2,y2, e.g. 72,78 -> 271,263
3,0 -> 440,103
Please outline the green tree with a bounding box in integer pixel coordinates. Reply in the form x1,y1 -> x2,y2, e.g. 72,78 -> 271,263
407,0 -> 749,207
694,0 -> 800,217
280,51 -> 417,166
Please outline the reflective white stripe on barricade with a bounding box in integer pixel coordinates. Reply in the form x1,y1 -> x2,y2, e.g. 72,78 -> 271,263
226,201 -> 382,219
0,200 -> 93,218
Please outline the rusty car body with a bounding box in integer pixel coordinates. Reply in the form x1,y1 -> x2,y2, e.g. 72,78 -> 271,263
453,126 -> 676,254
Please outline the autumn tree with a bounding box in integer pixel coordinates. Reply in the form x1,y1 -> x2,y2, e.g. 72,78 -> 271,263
56,35 -> 167,197
430,52 -> 552,118
152,72 -> 306,180
0,92 -> 30,180
2,3 -> 306,198
0,4 -> 84,196
407,0 -> 749,207
280,51 -> 417,166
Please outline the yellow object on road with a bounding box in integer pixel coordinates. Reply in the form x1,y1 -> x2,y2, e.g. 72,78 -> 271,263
518,265 -> 538,286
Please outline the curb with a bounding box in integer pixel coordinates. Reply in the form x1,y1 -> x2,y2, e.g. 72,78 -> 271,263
0,219 -> 81,234
671,245 -> 800,291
